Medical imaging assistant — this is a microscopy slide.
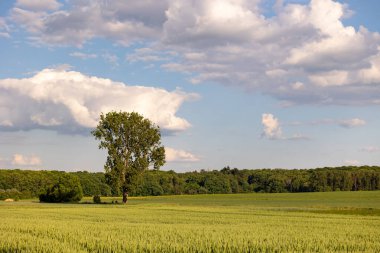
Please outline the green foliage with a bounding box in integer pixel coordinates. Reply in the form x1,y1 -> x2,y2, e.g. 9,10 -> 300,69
1,192 -> 380,252
39,174 -> 83,203
0,169 -> 64,199
203,172 -> 232,193
93,195 -> 101,204
0,170 -> 112,199
92,111 -> 165,202
73,171 -> 111,196
0,188 -> 22,200
1,166 -> 380,200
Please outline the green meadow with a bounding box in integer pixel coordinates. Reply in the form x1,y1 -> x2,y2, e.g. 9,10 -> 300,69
1,191 -> 380,252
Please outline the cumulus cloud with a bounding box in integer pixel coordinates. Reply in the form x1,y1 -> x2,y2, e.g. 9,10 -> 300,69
161,0 -> 380,105
12,154 -> 42,166
261,113 -> 308,140
0,68 -> 196,134
163,0 -> 263,47
261,113 -> 282,139
6,0 -> 380,105
162,0 -> 380,105
284,2 -> 374,71
10,1 -> 168,46
165,147 -> 200,162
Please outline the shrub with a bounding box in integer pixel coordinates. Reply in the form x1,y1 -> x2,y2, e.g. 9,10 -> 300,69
93,195 -> 101,204
39,174 -> 83,203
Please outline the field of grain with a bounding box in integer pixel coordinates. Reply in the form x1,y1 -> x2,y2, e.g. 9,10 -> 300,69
1,191 -> 380,252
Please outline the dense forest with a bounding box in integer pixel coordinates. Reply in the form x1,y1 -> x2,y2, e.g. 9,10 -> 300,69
0,166 -> 379,200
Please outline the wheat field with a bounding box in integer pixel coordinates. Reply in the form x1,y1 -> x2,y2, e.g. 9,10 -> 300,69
1,191 -> 379,252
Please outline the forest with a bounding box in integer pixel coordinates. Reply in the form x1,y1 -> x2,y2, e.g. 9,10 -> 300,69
0,166 -> 379,200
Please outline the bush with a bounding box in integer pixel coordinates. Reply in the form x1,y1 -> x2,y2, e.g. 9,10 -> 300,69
39,174 -> 83,203
93,195 -> 101,204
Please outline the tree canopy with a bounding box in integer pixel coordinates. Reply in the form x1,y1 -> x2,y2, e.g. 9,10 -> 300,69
92,111 -> 165,203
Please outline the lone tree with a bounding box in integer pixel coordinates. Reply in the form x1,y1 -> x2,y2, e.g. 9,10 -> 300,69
92,111 -> 165,203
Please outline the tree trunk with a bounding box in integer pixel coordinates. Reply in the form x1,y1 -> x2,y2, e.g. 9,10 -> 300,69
122,188 -> 128,203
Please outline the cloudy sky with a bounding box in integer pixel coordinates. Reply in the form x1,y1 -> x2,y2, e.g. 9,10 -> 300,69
0,0 -> 379,172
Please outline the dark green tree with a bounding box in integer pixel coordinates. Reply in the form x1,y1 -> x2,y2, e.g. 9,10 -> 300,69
92,111 -> 165,203
39,174 -> 83,203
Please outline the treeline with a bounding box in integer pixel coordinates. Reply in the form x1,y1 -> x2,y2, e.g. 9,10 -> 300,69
130,166 -> 380,195
0,166 -> 379,199
0,170 -> 110,200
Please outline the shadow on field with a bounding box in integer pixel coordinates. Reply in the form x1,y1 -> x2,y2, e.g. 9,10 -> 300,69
80,201 -> 124,205
32,201 -> 124,205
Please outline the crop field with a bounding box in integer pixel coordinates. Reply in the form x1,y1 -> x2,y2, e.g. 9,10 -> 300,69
1,191 -> 380,252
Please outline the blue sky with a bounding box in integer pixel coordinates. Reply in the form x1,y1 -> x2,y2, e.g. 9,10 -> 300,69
0,0 -> 379,172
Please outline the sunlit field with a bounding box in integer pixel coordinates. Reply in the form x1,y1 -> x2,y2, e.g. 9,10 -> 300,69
1,191 -> 380,252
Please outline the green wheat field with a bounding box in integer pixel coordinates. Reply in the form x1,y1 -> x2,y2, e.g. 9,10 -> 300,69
1,191 -> 380,252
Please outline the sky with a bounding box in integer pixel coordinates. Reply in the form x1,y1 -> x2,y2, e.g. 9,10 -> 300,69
0,0 -> 379,172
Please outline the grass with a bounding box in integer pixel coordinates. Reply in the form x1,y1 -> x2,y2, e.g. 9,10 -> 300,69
1,191 -> 380,252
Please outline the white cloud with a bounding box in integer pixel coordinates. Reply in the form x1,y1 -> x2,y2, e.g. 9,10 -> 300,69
283,1 -> 377,72
15,0 -> 61,11
160,0 -> 380,105
11,154 -> 42,166
10,1 -> 168,46
7,0 -> 380,105
0,68 -> 196,134
165,147 -> 200,162
10,8 -> 46,34
70,52 -> 98,60
261,113 -> 282,139
0,17 -> 10,38
360,146 -> 379,153
338,118 -> 366,128
163,0 -> 263,47
261,113 -> 309,141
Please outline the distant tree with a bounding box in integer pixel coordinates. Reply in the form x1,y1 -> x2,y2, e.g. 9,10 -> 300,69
93,195 -> 101,204
39,174 -> 83,203
92,111 -> 165,203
